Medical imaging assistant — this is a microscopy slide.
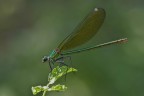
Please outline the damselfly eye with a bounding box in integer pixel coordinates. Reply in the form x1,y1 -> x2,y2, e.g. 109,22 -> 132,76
42,56 -> 48,63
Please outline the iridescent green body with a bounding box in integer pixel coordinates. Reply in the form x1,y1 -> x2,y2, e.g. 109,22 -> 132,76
49,49 -> 60,59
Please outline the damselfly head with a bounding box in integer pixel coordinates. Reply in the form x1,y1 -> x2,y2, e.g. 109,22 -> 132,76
42,56 -> 50,63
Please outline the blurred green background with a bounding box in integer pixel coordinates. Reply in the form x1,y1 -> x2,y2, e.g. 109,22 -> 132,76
0,0 -> 144,96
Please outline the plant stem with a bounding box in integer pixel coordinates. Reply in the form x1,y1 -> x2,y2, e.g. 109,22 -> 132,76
42,83 -> 50,96
42,91 -> 47,96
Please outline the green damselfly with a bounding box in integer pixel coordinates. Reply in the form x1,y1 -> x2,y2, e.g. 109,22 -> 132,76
42,8 -> 127,70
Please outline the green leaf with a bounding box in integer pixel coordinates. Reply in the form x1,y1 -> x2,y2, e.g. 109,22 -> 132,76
31,66 -> 77,96
32,84 -> 67,95
48,84 -> 67,91
48,66 -> 77,85
32,86 -> 43,95
32,86 -> 51,95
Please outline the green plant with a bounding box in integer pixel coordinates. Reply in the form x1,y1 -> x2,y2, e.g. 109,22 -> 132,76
31,66 -> 77,96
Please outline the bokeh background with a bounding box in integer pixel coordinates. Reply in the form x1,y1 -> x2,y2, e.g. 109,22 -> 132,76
0,0 -> 144,96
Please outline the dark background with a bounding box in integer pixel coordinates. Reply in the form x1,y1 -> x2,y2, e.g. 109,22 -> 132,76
0,0 -> 144,96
